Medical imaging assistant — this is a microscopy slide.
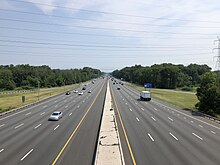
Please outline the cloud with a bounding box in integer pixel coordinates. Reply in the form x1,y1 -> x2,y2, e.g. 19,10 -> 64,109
26,0 -> 57,14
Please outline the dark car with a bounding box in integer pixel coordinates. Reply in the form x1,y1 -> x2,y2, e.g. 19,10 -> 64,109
65,91 -> 71,95
82,87 -> 86,90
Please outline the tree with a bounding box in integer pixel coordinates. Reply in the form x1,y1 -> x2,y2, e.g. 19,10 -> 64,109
196,72 -> 220,116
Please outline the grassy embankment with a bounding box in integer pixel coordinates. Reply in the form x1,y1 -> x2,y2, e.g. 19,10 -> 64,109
128,83 -> 198,111
0,84 -> 79,113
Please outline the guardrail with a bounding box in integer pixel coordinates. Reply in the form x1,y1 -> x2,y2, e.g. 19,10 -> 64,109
0,89 -> 35,95
192,111 -> 220,124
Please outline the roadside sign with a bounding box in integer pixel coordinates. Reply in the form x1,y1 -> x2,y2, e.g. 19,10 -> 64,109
22,96 -> 26,103
144,83 -> 152,88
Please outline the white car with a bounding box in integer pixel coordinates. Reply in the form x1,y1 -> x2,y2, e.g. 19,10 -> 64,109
49,111 -> 63,121
73,90 -> 78,93
78,92 -> 83,95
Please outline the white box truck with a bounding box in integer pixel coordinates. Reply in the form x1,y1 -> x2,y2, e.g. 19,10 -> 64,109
140,91 -> 151,101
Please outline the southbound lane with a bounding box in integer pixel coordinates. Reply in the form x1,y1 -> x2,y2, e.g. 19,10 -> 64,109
110,80 -> 220,165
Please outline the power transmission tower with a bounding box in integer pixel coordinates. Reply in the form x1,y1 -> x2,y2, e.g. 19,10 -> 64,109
213,36 -> 220,71
213,36 -> 220,85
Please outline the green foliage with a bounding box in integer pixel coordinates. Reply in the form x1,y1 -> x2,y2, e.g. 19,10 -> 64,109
112,63 -> 211,89
196,72 -> 220,116
0,64 -> 102,90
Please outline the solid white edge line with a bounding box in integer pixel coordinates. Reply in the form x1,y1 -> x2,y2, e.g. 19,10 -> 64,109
192,132 -> 203,140
40,112 -> 45,115
154,108 -> 158,111
148,133 -> 154,142
136,117 -> 140,122
141,108 -> 144,111
152,100 -> 220,130
34,124 -> 42,129
20,149 -> 34,161
0,124 -> 5,128
54,125 -> 60,130
168,117 -> 173,121
15,123 -> 24,129
0,149 -> 4,153
169,132 -> 178,140
199,125 -> 203,128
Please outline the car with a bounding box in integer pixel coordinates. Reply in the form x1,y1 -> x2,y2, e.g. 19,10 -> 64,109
88,90 -> 92,93
82,87 -> 86,90
78,92 -> 83,95
113,82 -> 115,85
117,87 -> 120,90
49,111 -> 63,121
73,90 -> 78,93
65,91 -> 71,95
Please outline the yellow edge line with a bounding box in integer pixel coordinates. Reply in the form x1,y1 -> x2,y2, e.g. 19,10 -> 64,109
110,84 -> 137,165
52,83 -> 105,165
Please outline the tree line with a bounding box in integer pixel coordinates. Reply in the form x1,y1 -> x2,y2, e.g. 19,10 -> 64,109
112,63 -> 220,116
0,64 -> 102,90
112,63 -> 211,89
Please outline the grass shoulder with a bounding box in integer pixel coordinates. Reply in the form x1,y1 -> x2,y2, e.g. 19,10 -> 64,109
0,84 -> 79,113
127,83 -> 198,111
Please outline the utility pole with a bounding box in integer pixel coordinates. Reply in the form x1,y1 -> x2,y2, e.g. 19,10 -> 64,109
38,81 -> 40,101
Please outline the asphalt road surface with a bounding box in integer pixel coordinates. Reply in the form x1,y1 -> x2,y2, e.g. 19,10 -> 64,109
0,78 -> 107,165
110,80 -> 220,165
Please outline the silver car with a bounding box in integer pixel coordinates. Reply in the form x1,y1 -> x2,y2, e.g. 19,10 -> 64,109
49,111 -> 63,121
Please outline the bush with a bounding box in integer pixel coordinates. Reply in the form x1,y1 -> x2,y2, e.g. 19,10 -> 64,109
181,86 -> 193,91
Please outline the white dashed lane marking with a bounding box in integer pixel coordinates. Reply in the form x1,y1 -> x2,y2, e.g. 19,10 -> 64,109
25,112 -> 31,116
0,124 -> 5,128
211,131 -> 216,134
34,124 -> 42,129
168,117 -> 173,122
151,117 -> 156,121
169,132 -> 178,141
20,149 -> 34,161
148,133 -> 154,142
69,113 -> 72,116
40,112 -> 45,115
192,132 -> 203,140
0,149 -> 4,153
136,117 -> 140,122
15,123 -> 24,129
54,125 -> 60,130
129,109 -> 132,112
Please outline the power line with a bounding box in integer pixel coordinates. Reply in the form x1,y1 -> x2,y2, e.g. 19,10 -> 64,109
0,35 -> 211,46
1,9 -> 220,28
0,39 -> 211,49
0,26 -> 217,37
0,44 -> 209,51
10,0 -> 220,23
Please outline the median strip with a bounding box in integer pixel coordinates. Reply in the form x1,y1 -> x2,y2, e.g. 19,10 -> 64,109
96,81 -> 124,165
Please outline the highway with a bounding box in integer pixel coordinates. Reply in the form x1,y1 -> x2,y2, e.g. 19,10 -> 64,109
110,80 -> 220,165
0,78 -> 107,165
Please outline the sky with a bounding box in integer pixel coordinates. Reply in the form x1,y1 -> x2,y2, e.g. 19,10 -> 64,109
1,0 -> 220,72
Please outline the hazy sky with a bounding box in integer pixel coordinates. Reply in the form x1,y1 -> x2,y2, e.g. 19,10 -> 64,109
1,0 -> 220,72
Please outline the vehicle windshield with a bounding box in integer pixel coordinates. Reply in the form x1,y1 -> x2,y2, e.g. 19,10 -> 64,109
52,112 -> 59,116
